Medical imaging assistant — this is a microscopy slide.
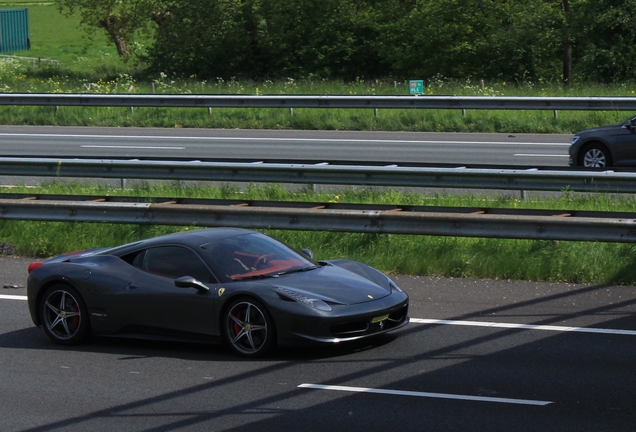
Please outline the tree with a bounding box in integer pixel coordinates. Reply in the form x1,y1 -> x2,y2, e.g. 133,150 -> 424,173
258,0 -> 392,79
376,0 -> 587,84
55,0 -> 160,59
573,0 -> 636,82
55,0 -> 636,84
144,0 -> 263,78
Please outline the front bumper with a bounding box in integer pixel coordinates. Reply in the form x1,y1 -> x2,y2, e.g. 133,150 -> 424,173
272,291 -> 410,346
297,315 -> 410,343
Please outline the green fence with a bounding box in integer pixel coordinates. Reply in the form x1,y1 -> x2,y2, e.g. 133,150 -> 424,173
0,8 -> 29,53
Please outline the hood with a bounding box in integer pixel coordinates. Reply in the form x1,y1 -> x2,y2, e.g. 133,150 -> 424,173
271,265 -> 391,305
576,122 -> 625,136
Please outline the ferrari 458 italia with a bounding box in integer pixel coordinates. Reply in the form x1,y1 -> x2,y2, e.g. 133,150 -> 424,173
27,228 -> 409,357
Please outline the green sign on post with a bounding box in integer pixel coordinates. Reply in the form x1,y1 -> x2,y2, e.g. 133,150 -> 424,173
409,80 -> 424,95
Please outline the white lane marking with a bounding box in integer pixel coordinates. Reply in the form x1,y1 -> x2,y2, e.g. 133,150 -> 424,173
0,294 -> 27,301
514,153 -> 569,157
0,132 -> 569,146
298,384 -> 552,406
411,318 -> 636,336
81,145 -> 185,150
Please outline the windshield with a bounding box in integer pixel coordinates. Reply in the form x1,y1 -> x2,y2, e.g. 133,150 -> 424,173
200,232 -> 316,282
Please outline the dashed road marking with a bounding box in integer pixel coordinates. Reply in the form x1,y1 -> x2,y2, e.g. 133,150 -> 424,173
411,318 -> 636,336
0,294 -> 27,301
81,145 -> 185,150
298,383 -> 553,406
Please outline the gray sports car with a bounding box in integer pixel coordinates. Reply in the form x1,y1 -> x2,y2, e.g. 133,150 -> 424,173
27,228 -> 409,357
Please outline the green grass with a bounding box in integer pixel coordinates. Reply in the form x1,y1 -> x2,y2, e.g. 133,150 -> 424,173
0,96 -> 631,133
4,182 -> 636,285
0,1 -> 123,73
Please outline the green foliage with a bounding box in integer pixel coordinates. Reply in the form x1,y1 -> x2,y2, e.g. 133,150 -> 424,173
573,0 -> 636,82
144,0 -> 261,78
144,0 -> 636,82
7,0 -> 636,83
53,0 -> 159,58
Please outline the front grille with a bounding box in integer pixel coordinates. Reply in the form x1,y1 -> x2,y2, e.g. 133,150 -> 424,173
388,306 -> 408,324
330,304 -> 408,338
330,321 -> 369,337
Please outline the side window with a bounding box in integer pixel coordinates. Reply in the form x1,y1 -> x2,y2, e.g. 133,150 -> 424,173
130,246 -> 213,283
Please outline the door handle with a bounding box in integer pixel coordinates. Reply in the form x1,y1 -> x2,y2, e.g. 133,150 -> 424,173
127,283 -> 138,289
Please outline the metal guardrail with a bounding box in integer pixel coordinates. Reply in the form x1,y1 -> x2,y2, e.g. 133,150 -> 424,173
2,193 -> 636,242
2,157 -> 636,193
1,93 -> 636,111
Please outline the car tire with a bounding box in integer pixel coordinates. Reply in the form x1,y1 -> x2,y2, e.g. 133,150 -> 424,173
579,143 -> 612,168
39,284 -> 90,345
223,297 -> 275,357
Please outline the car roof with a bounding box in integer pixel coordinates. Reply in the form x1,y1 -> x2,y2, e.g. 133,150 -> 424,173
139,227 -> 255,248
104,227 -> 255,256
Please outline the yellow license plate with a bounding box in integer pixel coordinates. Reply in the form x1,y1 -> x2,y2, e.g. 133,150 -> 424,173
371,314 -> 389,323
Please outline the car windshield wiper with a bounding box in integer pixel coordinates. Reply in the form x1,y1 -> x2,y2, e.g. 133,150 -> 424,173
274,265 -> 318,276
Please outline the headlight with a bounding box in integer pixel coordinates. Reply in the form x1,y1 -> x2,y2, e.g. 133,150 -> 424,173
571,135 -> 580,144
388,277 -> 403,293
273,287 -> 332,311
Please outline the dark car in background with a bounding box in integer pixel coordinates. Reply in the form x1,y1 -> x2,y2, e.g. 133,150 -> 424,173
569,115 -> 636,168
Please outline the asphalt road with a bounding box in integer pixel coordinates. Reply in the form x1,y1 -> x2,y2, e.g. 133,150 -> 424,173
1,257 -> 635,431
0,125 -> 571,167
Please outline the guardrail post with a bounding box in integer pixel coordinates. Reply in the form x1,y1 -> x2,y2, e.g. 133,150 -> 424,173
289,108 -> 293,116
374,108 -> 378,119
554,110 -> 558,119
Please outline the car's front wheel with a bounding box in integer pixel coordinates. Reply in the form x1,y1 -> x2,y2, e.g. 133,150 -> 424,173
223,297 -> 275,357
580,143 -> 612,168
39,284 -> 90,345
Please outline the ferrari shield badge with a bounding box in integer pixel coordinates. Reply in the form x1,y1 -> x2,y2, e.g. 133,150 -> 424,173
218,288 -> 225,297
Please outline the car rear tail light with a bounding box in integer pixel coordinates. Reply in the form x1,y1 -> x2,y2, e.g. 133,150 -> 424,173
28,262 -> 44,274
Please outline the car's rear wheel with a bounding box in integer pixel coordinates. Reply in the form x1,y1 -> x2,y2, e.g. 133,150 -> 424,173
580,143 -> 612,168
39,284 -> 90,345
223,297 -> 275,357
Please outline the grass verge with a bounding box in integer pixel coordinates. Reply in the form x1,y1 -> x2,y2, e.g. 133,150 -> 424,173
4,181 -> 636,285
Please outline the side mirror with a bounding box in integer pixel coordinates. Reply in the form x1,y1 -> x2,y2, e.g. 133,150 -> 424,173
627,119 -> 636,129
174,276 -> 209,293
301,248 -> 314,259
